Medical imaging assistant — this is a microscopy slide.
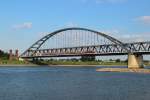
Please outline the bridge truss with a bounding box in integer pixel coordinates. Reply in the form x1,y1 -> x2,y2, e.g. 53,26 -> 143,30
20,27 -> 150,58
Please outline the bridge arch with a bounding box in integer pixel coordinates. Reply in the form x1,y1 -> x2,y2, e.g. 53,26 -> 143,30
21,27 -> 129,57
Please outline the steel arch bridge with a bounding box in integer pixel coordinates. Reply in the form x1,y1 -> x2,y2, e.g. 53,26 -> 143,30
20,27 -> 150,68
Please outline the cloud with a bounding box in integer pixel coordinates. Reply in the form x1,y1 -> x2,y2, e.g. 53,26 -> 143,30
100,29 -> 150,42
65,22 -> 78,27
101,29 -> 120,35
12,22 -> 32,30
116,33 -> 150,43
136,16 -> 150,25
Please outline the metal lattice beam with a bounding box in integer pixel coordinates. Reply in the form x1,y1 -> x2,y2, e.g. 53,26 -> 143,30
21,42 -> 150,58
20,27 -> 129,57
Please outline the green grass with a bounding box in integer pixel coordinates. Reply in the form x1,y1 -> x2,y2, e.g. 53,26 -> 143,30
36,60 -> 128,66
0,59 -> 149,66
0,60 -> 30,65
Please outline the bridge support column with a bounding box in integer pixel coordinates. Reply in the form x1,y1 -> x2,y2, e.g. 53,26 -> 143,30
128,54 -> 144,69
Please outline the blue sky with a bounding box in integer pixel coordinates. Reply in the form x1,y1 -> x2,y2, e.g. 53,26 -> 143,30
0,0 -> 150,53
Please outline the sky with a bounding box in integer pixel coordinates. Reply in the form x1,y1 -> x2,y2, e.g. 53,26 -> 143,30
0,0 -> 150,54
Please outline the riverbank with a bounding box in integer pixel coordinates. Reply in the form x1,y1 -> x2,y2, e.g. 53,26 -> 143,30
0,60 -> 149,67
0,64 -> 38,67
0,60 -> 37,67
1,64 -> 150,74
96,68 -> 150,74
47,64 -> 127,68
0,64 -> 126,67
36,60 -> 128,66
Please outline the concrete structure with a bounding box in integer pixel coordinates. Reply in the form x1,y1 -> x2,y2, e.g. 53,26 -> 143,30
20,27 -> 150,68
15,50 -> 19,60
9,50 -> 19,61
9,49 -> 13,61
128,54 -> 144,69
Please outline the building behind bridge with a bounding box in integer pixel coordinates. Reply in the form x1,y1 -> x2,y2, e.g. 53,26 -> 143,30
9,50 -> 19,61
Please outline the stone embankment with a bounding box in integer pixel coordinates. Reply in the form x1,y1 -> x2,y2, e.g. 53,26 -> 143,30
96,68 -> 150,74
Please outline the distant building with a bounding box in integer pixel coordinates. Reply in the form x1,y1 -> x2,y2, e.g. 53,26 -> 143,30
9,49 -> 19,61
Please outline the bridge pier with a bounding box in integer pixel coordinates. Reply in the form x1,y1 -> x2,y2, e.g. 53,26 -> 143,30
128,54 -> 144,69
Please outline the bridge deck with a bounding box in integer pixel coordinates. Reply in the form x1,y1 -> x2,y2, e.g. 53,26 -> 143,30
21,42 -> 150,58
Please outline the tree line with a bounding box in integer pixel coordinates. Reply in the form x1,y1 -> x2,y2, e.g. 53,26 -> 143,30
0,50 -> 9,60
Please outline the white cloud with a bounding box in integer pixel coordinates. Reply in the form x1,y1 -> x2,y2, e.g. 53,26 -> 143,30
101,29 -> 120,35
116,33 -> 150,43
65,22 -> 78,27
136,16 -> 150,25
12,22 -> 32,30
100,29 -> 150,42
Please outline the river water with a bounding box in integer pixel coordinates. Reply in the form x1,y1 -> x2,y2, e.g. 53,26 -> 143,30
0,66 -> 150,100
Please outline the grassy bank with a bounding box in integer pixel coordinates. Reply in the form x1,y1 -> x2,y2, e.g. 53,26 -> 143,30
33,60 -> 150,66
0,59 -> 127,66
35,60 -> 127,66
0,60 -> 31,65
0,59 -> 150,67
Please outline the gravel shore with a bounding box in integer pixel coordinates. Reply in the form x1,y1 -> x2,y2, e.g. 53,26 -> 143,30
96,68 -> 150,73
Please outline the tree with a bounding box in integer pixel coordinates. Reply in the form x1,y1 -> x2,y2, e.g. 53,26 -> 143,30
80,56 -> 95,61
0,50 -> 9,60
116,59 -> 121,63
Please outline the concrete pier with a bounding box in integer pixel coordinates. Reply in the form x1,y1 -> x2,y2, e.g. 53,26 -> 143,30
128,54 -> 144,69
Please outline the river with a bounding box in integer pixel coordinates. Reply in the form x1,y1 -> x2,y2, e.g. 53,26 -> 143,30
0,66 -> 150,100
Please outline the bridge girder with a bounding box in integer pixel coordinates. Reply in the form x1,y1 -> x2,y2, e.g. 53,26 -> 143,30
21,27 -> 130,57
21,42 -> 150,58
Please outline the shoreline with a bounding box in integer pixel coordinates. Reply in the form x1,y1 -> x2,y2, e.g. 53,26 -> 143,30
0,64 -> 149,67
0,64 -> 150,74
0,64 -> 38,67
96,68 -> 150,74
47,64 -> 127,67
0,64 -> 127,67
